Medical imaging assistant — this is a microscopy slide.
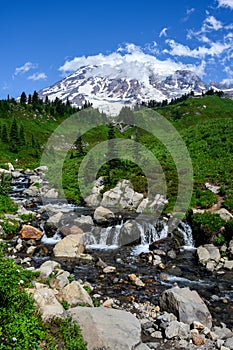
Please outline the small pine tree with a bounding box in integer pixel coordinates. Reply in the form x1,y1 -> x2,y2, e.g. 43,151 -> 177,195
20,92 -> 27,104
28,94 -> 32,104
1,124 -> 8,142
74,132 -> 85,156
9,118 -> 19,152
19,124 -> 26,146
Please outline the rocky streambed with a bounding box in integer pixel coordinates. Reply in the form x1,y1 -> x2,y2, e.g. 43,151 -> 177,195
1,165 -> 233,349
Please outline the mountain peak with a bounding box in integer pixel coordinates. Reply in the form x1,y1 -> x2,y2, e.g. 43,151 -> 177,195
39,61 -> 209,115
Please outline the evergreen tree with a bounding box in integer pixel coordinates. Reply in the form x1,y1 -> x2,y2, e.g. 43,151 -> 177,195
20,91 -> 27,104
45,96 -> 50,105
74,132 -> 85,156
32,91 -> 39,110
9,118 -> 19,152
28,94 -> 32,104
1,124 -> 8,142
19,123 -> 26,146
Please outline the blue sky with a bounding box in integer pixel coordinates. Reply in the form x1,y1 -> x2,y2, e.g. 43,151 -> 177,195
1,0 -> 233,99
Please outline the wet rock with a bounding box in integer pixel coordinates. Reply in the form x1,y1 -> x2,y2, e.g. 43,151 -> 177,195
59,225 -> 83,236
129,273 -> 145,287
74,215 -> 94,231
93,206 -> 115,223
118,220 -> 141,246
58,281 -> 93,307
103,266 -> 116,273
159,286 -> 212,329
149,237 -> 178,253
20,225 -> 44,240
53,234 -> 85,258
67,306 -> 150,350
23,185 -> 40,197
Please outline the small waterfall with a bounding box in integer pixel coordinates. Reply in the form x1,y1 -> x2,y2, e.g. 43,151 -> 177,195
178,222 -> 195,250
84,222 -> 123,250
41,232 -> 62,245
85,218 -> 195,253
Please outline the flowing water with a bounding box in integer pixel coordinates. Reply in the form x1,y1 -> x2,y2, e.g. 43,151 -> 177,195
9,173 -> 233,328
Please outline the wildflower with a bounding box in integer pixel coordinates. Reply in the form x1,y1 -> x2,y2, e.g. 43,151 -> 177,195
12,337 -> 17,342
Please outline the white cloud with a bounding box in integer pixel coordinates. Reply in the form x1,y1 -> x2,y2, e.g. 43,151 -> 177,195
14,62 -> 37,76
217,0 -> 233,9
165,39 -> 231,59
27,72 -> 47,81
203,15 -> 223,31
59,44 -> 206,82
159,27 -> 168,38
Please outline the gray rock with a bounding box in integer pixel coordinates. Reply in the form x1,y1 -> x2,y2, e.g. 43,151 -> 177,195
204,244 -> 221,262
160,286 -> 212,329
225,337 -> 233,349
23,185 -> 40,197
197,246 -> 210,264
94,206 -> 115,223
213,326 -> 232,339
43,188 -> 59,199
39,260 -> 61,280
67,306 -> 148,349
58,281 -> 93,307
118,220 -> 142,246
165,320 -> 190,339
215,208 -> 233,221
229,240 -> 233,255
53,234 -> 85,258
197,244 -> 221,265
47,212 -> 63,226
224,260 -> 233,270
32,286 -> 65,320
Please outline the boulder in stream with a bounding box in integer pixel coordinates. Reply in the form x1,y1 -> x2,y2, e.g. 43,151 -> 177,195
93,206 -> 115,223
159,286 -> 212,329
53,234 -> 85,258
20,224 -> 44,240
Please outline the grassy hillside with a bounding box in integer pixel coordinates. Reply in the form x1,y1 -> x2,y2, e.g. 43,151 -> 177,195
0,94 -> 233,213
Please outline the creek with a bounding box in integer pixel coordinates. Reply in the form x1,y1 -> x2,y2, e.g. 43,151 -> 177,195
9,171 -> 233,329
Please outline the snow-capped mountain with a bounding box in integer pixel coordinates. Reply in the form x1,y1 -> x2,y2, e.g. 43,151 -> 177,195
39,63 -> 209,115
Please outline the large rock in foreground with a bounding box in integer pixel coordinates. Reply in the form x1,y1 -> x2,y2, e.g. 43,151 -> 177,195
159,286 -> 212,329
53,234 -> 85,258
67,306 -> 150,350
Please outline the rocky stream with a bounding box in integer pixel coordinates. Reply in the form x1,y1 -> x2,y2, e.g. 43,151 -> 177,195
1,165 -> 233,349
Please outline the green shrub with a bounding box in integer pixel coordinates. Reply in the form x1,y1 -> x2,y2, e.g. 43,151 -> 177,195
191,211 -> 225,245
19,213 -> 34,223
0,195 -> 18,216
2,220 -> 19,236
